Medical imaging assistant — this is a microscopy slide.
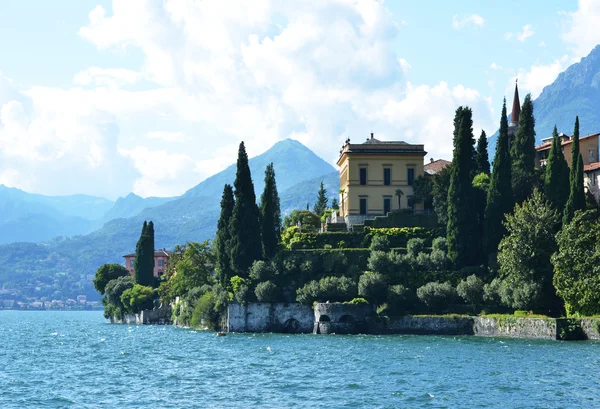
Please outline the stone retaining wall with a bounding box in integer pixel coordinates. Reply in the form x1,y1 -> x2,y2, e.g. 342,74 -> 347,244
473,317 -> 557,339
110,305 -> 172,325
227,303 -> 313,333
385,316 -> 475,335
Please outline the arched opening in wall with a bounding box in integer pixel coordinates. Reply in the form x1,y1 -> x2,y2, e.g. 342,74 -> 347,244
319,315 -> 331,322
338,315 -> 355,323
282,318 -> 301,333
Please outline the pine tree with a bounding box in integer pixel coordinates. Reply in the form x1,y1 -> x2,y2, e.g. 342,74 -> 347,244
331,198 -> 339,211
564,154 -> 586,225
260,163 -> 281,259
446,106 -> 479,267
485,99 -> 513,256
475,130 -> 490,175
563,117 -> 586,225
134,221 -> 154,287
544,126 -> 570,213
313,181 -> 328,216
215,184 -> 234,286
229,142 -> 262,276
511,94 -> 536,204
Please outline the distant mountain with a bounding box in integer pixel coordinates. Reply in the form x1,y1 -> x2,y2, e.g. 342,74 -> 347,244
489,45 -> 600,158
0,139 -> 338,299
0,185 -> 114,244
102,193 -> 176,221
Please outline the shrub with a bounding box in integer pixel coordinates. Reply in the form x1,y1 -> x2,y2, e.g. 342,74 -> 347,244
358,272 -> 387,304
296,276 -> 357,304
376,303 -> 389,315
104,276 -> 134,312
416,252 -> 431,270
429,248 -> 448,270
498,280 -> 542,311
249,260 -> 276,282
255,281 -> 280,303
558,319 -> 586,341
367,250 -> 394,276
483,278 -> 502,305
431,237 -> 447,253
230,276 -> 249,305
416,281 -> 457,313
370,235 -> 390,252
456,275 -> 484,311
120,284 -> 155,314
407,238 -> 426,258
190,291 -> 217,329
322,251 -> 349,276
387,284 -> 412,314
347,297 -> 369,305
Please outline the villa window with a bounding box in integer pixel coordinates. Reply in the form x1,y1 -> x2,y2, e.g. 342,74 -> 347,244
129,260 -> 134,268
359,198 -> 367,215
590,149 -> 596,162
360,168 -> 367,185
383,168 -> 391,185
158,259 -> 164,267
407,168 -> 415,185
383,198 -> 391,215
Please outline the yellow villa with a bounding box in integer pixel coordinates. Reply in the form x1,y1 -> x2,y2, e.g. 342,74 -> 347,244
337,133 -> 427,227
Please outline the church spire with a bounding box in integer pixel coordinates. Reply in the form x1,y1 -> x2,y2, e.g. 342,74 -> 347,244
509,79 -> 520,127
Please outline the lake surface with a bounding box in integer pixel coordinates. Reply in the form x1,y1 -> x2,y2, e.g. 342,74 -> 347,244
1,311 -> 599,408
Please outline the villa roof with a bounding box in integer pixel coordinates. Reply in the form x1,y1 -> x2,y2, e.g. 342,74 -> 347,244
123,249 -> 172,258
535,132 -> 600,151
337,133 -> 426,164
584,162 -> 600,172
424,159 -> 451,175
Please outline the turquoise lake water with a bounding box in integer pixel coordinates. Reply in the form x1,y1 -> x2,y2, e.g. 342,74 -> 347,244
1,311 -> 600,408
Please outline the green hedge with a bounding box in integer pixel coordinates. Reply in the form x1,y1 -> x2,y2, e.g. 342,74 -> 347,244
363,210 -> 440,229
291,248 -> 371,271
365,227 -> 435,248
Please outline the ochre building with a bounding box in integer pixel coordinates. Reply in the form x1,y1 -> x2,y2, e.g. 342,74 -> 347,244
337,133 -> 426,226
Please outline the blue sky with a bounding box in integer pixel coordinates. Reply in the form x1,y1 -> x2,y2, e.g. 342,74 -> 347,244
0,0 -> 595,199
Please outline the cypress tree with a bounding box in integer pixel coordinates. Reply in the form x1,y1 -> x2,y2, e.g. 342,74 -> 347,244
563,154 -> 586,225
313,181 -> 328,216
260,163 -> 281,260
134,221 -> 154,287
229,142 -> 262,276
485,99 -> 513,256
511,94 -> 536,204
215,184 -> 234,286
563,117 -> 586,224
475,130 -> 490,175
544,126 -> 570,212
446,106 -> 479,267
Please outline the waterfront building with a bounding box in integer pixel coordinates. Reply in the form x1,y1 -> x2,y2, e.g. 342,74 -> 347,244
337,132 -> 427,226
535,132 -> 600,169
123,249 -> 171,278
424,158 -> 451,176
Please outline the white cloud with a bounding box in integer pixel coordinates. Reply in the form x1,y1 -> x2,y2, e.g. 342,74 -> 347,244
539,41 -> 546,47
452,14 -> 484,30
73,67 -> 143,88
146,131 -> 189,142
517,24 -> 534,42
398,58 -> 411,73
509,56 -> 569,99
562,0 -> 600,59
504,32 -> 513,40
489,62 -> 502,70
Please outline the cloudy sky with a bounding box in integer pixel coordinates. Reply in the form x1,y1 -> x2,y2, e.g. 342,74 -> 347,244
0,0 -> 596,199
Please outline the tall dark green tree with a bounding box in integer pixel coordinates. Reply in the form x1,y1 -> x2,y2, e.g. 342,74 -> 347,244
215,184 -> 234,286
229,142 -> 262,276
563,117 -> 586,224
485,99 -> 513,256
313,181 -> 328,216
475,130 -> 490,175
446,106 -> 479,267
544,126 -> 570,213
260,163 -> 281,259
511,94 -> 536,204
134,221 -> 154,287
563,154 -> 585,225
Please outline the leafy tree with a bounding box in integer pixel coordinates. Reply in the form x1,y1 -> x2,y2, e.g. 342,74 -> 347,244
416,281 -> 457,313
313,181 -> 329,217
367,250 -> 395,277
497,189 -> 561,313
563,117 -> 586,225
446,106 -> 479,267
432,166 -> 451,225
255,280 -> 280,302
544,126 -> 570,213
282,210 -> 320,231
190,291 -> 218,329
511,94 -> 536,204
358,272 -> 387,305
413,176 -> 433,209
249,260 -> 276,282
160,241 -> 214,303
456,275 -> 484,312
104,276 -> 134,315
229,142 -> 262,276
552,210 -> 600,316
215,184 -> 234,286
93,264 -> 129,295
260,163 -> 281,259
369,235 -> 390,252
407,238 -> 426,258
121,284 -> 155,314
387,284 -> 412,314
475,130 -> 490,175
134,221 -> 154,287
296,276 -> 357,304
485,99 -> 513,256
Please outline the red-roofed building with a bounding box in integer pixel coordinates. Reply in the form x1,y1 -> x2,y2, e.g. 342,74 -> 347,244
424,158 -> 451,176
123,249 -> 171,278
535,132 -> 600,169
